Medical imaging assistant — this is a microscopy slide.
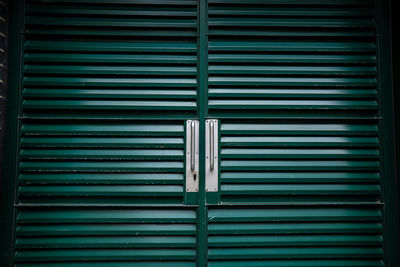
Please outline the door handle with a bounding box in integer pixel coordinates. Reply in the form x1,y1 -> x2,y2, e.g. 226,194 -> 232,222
209,120 -> 215,171
206,119 -> 218,192
186,120 -> 199,192
191,121 -> 196,172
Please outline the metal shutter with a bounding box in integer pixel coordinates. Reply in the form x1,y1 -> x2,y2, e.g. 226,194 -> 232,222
207,0 -> 383,266
16,0 -> 198,266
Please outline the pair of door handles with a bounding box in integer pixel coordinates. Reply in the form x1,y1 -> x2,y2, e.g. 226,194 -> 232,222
186,120 -> 218,193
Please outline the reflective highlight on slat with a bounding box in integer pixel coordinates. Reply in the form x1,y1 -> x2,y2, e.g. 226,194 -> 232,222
15,207 -> 196,266
23,0 -> 198,119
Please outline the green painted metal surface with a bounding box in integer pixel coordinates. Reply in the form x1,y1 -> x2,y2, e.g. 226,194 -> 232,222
1,0 -> 398,266
206,0 -> 388,266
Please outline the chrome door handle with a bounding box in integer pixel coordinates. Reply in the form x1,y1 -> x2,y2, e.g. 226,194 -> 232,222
186,120 -> 199,192
209,120 -> 214,171
206,119 -> 218,192
191,121 -> 195,171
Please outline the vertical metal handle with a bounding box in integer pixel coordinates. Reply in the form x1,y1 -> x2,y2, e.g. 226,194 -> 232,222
210,121 -> 214,171
206,119 -> 218,193
190,121 -> 195,171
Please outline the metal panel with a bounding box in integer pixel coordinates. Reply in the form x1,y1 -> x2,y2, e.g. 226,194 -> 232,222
12,0 -> 200,266
206,0 -> 384,266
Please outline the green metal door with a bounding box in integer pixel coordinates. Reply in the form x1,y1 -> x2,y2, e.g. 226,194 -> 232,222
15,0 -> 200,266
205,1 -> 388,266
4,0 -> 398,266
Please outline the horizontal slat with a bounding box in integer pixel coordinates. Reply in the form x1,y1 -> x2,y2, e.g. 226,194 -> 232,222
208,259 -> 383,267
17,262 -> 196,267
209,222 -> 382,234
209,234 -> 382,247
27,28 -> 197,37
209,41 -> 375,52
221,136 -> 378,146
221,124 -> 378,135
221,184 -> 379,195
23,78 -> 196,87
16,236 -> 196,248
209,30 -> 375,37
209,18 -> 373,27
27,17 -> 196,28
209,77 -> 376,86
221,172 -> 379,183
19,173 -> 183,184
20,149 -> 184,159
221,148 -> 379,158
23,100 -> 196,110
27,5 -> 197,17
208,207 -> 381,222
24,54 -> 197,64
209,66 -> 376,75
18,209 -> 196,223
27,0 -> 197,5
17,224 -> 196,236
24,89 -> 196,100
22,137 -> 184,147
208,7 -> 373,16
209,54 -> 376,63
221,160 -> 379,171
210,100 -> 377,109
19,185 -> 183,196
24,66 -> 197,75
22,124 -> 184,135
16,249 -> 196,261
208,0 -> 373,4
20,161 -> 183,172
25,41 -> 197,52
208,247 -> 382,259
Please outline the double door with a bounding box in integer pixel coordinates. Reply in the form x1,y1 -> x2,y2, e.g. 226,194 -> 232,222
13,0 -> 384,266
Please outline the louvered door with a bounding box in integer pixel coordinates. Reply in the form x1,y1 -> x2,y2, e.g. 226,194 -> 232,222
16,0 -> 198,266
207,0 -> 384,266
8,0 -> 390,266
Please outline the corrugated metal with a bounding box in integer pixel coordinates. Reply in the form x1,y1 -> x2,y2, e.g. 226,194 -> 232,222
16,0 -> 198,266
207,0 -> 383,266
